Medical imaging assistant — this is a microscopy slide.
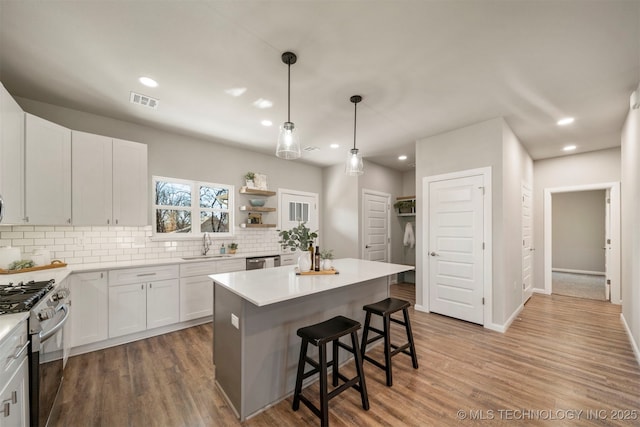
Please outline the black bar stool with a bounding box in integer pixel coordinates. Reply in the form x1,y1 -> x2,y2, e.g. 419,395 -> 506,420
292,315 -> 369,426
360,297 -> 418,386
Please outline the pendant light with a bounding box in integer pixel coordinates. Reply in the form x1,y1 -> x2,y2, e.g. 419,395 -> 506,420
345,95 -> 364,176
276,51 -> 301,160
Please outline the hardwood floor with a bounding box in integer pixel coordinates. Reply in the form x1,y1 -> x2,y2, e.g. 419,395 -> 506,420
50,285 -> 640,426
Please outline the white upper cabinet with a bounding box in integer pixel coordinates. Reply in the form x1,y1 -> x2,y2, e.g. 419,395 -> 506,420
72,132 -> 148,226
25,113 -> 71,225
72,131 -> 113,226
112,138 -> 148,226
0,83 -> 25,224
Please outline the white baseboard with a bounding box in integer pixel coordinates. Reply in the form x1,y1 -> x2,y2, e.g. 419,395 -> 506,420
552,268 -> 606,276
69,316 -> 212,357
533,288 -> 551,295
485,302 -> 524,333
414,304 -> 428,313
620,313 -> 640,367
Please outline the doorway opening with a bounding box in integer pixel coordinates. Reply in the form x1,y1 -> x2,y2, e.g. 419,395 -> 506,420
543,182 -> 620,304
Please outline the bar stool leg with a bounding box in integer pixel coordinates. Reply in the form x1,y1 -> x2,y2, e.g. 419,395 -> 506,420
292,340 -> 308,411
360,311 -> 371,358
403,308 -> 419,369
319,343 -> 329,427
383,315 -> 393,386
350,331 -> 370,410
332,339 -> 339,387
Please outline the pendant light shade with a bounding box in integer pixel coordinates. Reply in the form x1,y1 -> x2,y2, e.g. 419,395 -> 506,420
276,52 -> 301,160
345,95 -> 364,176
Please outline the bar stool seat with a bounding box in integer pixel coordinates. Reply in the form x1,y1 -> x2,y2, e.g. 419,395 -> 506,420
360,297 -> 418,386
292,315 -> 369,426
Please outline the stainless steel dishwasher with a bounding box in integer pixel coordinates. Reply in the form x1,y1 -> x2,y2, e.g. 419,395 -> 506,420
246,255 -> 281,270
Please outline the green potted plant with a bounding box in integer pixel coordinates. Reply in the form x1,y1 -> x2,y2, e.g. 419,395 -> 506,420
393,199 -> 415,214
228,242 -> 238,254
244,172 -> 256,188
278,222 -> 318,272
320,249 -> 334,270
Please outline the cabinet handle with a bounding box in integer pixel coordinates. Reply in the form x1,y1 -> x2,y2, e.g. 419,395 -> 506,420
115,219 -> 119,225
100,272 -> 104,279
137,273 -> 156,277
107,219 -> 110,225
24,216 -> 29,223
12,341 -> 29,360
141,284 -> 144,290
1,392 -> 16,417
67,218 -> 71,224
149,283 -> 152,288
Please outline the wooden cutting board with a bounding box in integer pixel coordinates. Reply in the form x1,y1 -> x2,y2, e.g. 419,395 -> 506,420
295,268 -> 339,276
0,260 -> 67,274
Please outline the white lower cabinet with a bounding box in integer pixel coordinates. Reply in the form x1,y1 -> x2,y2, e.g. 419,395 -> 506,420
70,271 -> 108,348
108,265 -> 179,339
0,321 -> 28,427
179,258 -> 245,322
0,358 -> 28,427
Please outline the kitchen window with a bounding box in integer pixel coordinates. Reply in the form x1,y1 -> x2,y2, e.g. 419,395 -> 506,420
152,176 -> 234,238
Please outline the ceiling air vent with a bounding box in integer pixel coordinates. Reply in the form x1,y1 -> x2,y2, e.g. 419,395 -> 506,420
303,146 -> 320,152
129,91 -> 159,109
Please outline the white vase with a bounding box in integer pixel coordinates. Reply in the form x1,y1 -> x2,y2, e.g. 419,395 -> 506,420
297,251 -> 312,272
322,259 -> 333,271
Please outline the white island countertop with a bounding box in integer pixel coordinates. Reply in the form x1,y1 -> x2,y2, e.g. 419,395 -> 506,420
210,258 -> 414,307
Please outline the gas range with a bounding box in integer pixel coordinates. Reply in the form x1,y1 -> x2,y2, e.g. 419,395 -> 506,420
0,279 -> 56,315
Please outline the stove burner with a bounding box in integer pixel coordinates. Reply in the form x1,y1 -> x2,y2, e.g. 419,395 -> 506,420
0,279 -> 56,313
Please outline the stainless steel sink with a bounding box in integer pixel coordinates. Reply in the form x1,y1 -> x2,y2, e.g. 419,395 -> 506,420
181,254 -> 232,260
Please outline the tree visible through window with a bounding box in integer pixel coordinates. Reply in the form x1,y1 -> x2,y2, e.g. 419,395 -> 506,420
153,176 -> 233,237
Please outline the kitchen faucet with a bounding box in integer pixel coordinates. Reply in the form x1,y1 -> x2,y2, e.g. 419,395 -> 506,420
202,232 -> 211,255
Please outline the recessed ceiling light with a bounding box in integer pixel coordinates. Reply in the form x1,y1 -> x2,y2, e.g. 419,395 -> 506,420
253,98 -> 273,109
563,145 -> 577,151
261,120 -> 273,127
330,143 -> 340,149
557,117 -> 575,126
398,155 -> 407,160
139,77 -> 158,88
225,87 -> 246,97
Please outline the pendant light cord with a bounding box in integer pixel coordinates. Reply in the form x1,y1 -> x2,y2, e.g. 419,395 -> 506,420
353,101 -> 357,150
287,61 -> 291,123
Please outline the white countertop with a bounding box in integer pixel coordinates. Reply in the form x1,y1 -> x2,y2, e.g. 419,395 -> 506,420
0,312 -> 28,346
210,258 -> 414,307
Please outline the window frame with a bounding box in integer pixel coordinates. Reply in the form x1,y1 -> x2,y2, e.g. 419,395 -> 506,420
152,175 -> 234,239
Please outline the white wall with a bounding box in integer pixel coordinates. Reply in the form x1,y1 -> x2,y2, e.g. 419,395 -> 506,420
532,148 -> 621,290
552,190 -> 606,272
621,104 -> 640,361
416,117 -> 531,328
322,163 -> 359,259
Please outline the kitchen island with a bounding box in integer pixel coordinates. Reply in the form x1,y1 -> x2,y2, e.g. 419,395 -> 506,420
210,258 -> 414,420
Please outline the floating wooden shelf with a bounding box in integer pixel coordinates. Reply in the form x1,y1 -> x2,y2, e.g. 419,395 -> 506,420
239,187 -> 276,197
239,206 -> 276,212
239,223 -> 276,229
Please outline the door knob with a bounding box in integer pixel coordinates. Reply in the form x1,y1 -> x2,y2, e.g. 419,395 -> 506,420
430,252 -> 438,257
365,245 -> 370,249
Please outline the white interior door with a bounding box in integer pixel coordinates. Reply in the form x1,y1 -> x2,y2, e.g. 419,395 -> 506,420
428,175 -> 484,324
522,183 -> 534,302
363,191 -> 390,262
278,189 -> 319,237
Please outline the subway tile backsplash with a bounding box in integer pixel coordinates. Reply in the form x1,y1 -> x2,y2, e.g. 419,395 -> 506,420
0,225 -> 282,265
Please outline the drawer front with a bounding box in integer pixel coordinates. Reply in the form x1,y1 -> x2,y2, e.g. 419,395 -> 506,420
180,261 -> 219,278
0,320 -> 28,385
109,264 -> 179,286
216,258 -> 246,273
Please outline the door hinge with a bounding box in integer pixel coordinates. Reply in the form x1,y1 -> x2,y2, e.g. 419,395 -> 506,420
478,186 -> 485,195
607,279 -> 611,285
607,198 -> 611,204
607,238 -> 611,244
523,239 -> 525,247
482,242 -> 485,250
482,297 -> 485,305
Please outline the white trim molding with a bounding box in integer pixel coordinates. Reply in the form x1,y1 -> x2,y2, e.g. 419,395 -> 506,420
621,313 -> 640,367
543,182 -> 621,304
421,167 -> 493,329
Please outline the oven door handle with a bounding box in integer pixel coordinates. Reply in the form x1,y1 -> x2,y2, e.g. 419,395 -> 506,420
39,303 -> 70,343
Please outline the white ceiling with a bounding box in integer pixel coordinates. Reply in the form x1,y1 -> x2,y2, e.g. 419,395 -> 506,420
1,1 -> 638,172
